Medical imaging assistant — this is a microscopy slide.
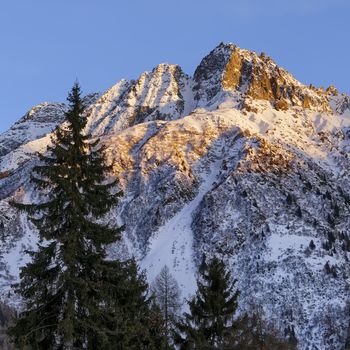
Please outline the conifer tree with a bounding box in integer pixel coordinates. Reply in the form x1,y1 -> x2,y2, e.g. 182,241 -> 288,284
151,265 -> 181,349
103,257 -> 166,349
8,83 -> 123,349
175,256 -> 239,349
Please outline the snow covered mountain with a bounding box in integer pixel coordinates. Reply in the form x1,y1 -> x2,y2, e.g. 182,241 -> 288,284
1,42 -> 350,349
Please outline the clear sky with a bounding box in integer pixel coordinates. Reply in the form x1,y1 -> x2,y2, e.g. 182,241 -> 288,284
0,0 -> 349,132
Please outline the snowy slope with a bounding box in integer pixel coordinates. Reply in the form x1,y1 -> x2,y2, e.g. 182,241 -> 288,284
0,43 -> 350,349
141,158 -> 223,299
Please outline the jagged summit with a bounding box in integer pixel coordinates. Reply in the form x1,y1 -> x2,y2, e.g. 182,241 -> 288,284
80,42 -> 348,138
1,42 -> 350,349
4,42 -> 347,145
83,62 -> 194,136
194,42 -> 337,112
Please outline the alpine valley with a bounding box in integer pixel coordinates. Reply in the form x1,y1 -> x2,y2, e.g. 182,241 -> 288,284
1,43 -> 350,350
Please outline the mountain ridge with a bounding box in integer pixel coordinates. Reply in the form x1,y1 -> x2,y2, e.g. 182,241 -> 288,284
0,42 -> 350,350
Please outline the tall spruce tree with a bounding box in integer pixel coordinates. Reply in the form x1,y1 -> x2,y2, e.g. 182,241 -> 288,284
175,256 -> 239,349
8,83 -> 124,349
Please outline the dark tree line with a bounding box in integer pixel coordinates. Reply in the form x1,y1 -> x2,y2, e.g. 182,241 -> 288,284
7,83 -> 296,350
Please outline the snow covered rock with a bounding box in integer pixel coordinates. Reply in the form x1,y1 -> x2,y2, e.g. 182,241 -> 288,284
84,63 -> 194,135
0,42 -> 350,349
194,42 -> 333,113
0,102 -> 67,158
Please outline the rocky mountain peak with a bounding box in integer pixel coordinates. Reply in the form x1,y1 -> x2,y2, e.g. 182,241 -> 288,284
193,42 -> 336,113
193,42 -> 236,104
1,42 -> 350,349
84,62 -> 193,136
80,42 -> 349,137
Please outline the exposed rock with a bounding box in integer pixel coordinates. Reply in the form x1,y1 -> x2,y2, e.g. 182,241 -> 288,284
326,86 -> 339,96
193,42 -> 235,104
222,47 -> 243,90
197,43 -> 333,113
274,98 -> 289,111
0,42 -> 349,350
302,95 -> 312,109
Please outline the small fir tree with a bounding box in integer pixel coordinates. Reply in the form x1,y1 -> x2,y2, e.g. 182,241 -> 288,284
309,239 -> 316,250
175,256 -> 239,349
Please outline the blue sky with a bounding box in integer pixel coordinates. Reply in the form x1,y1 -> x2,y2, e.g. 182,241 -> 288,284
0,0 -> 349,132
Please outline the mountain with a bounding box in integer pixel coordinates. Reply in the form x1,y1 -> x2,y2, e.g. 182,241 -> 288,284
1,42 -> 350,349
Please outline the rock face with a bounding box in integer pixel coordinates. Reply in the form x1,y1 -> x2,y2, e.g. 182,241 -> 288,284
337,95 -> 350,114
0,43 -> 350,350
194,43 -> 333,113
84,63 -> 194,135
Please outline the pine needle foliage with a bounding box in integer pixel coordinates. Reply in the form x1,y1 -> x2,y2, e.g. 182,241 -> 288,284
8,83 -> 123,349
175,256 -> 239,349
